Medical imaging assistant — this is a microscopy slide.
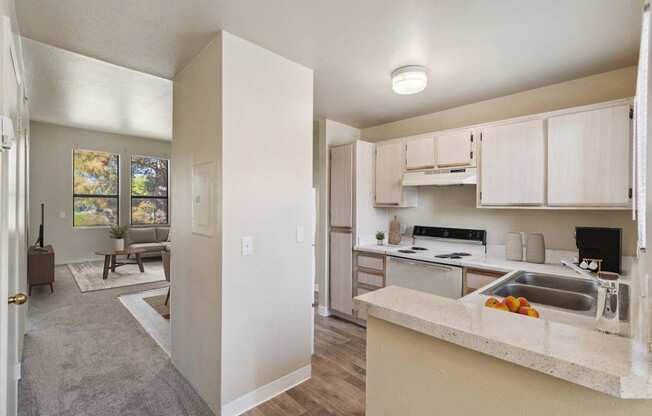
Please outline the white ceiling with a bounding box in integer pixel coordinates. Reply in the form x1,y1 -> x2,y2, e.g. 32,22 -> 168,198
23,38 -> 172,140
17,0 -> 643,130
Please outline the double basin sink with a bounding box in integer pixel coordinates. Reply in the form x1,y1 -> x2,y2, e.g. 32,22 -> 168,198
483,271 -> 599,317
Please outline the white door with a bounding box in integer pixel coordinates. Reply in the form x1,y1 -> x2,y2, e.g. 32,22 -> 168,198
436,130 -> 473,168
480,120 -> 545,206
405,134 -> 435,170
547,104 -> 631,207
374,141 -> 403,205
1,16 -> 26,416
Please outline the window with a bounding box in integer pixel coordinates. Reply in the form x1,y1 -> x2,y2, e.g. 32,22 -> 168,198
130,156 -> 169,225
73,149 -> 120,227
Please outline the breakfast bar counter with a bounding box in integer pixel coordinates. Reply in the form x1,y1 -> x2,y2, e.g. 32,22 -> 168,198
355,286 -> 652,415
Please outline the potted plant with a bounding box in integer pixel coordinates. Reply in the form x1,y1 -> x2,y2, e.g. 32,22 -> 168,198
375,231 -> 385,246
109,224 -> 129,251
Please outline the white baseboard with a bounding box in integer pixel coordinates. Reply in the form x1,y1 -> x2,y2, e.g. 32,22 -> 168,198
318,305 -> 330,317
221,364 -> 311,416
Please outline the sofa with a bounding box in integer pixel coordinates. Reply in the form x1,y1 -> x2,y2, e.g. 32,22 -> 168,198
126,227 -> 171,257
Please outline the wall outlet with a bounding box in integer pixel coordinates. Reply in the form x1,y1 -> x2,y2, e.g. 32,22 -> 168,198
296,225 -> 305,243
59,211 -> 66,219
241,236 -> 254,256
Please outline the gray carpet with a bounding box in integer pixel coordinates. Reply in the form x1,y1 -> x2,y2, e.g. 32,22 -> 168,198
18,264 -> 214,416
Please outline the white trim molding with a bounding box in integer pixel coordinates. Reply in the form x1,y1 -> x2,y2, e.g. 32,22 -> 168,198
318,305 -> 331,317
14,363 -> 21,381
221,365 -> 311,416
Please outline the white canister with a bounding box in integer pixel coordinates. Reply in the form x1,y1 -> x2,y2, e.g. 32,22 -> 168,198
525,233 -> 546,264
505,232 -> 523,261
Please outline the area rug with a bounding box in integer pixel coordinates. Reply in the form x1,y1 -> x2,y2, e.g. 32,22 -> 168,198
144,294 -> 170,319
67,260 -> 166,292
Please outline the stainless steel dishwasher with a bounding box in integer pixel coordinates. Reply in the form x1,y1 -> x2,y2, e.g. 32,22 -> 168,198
386,256 -> 464,299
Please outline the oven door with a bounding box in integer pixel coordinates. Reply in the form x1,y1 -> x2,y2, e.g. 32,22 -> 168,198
387,256 -> 463,299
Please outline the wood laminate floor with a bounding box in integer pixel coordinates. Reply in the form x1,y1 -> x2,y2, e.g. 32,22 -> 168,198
244,315 -> 367,416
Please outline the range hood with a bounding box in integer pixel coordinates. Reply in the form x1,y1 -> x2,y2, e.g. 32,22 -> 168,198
402,167 -> 477,186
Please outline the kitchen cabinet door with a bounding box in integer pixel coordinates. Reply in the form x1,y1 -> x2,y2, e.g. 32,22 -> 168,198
480,120 -> 545,206
547,104 -> 631,207
437,130 -> 474,168
464,268 -> 505,295
329,144 -> 353,227
405,134 -> 435,170
375,141 -> 404,205
330,231 -> 353,316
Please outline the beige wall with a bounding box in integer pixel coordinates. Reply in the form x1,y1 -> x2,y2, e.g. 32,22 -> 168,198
29,121 -> 171,264
170,34 -> 223,413
391,187 -> 636,255
172,31 -> 314,413
220,30 -> 314,406
359,67 -> 638,254
366,317 -> 652,415
362,66 -> 637,141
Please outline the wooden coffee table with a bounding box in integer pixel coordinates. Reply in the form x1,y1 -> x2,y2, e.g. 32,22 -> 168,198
94,248 -> 146,280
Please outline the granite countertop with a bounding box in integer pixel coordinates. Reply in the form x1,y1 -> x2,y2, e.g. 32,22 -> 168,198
355,286 -> 652,399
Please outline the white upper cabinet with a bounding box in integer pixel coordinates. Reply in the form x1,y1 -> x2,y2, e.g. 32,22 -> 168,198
329,144 -> 354,228
436,130 -> 474,168
547,104 -> 631,207
405,134 -> 435,170
480,120 -> 545,206
375,140 -> 403,205
374,140 -> 417,207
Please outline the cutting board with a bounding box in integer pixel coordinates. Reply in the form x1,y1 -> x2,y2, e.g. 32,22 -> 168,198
389,216 -> 402,245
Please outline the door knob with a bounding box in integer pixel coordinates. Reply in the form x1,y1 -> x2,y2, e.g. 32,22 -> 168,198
8,293 -> 27,305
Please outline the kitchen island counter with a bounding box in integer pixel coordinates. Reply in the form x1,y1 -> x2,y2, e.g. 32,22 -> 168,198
355,286 -> 652,400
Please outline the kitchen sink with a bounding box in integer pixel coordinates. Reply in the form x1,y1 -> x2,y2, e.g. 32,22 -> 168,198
483,271 -> 600,316
492,284 -> 595,312
514,273 -> 598,296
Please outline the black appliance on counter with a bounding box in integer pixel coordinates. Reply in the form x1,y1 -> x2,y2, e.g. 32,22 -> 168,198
575,227 -> 622,274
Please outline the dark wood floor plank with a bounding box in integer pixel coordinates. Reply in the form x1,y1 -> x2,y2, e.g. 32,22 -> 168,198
243,316 -> 366,416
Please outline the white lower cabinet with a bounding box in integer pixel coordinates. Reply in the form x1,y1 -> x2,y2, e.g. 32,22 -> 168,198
353,251 -> 386,322
464,268 -> 506,295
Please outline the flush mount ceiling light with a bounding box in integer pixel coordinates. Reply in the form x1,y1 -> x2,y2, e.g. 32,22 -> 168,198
391,65 -> 428,95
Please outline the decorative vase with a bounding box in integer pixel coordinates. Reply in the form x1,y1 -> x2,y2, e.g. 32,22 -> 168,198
114,238 -> 125,251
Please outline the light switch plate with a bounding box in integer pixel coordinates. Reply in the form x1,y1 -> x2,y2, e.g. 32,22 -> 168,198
59,211 -> 67,219
241,236 -> 254,256
296,225 -> 305,243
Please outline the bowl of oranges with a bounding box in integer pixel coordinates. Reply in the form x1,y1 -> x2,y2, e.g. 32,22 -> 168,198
484,296 -> 539,318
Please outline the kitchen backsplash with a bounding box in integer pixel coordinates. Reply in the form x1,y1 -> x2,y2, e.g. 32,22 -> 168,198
388,186 -> 636,256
